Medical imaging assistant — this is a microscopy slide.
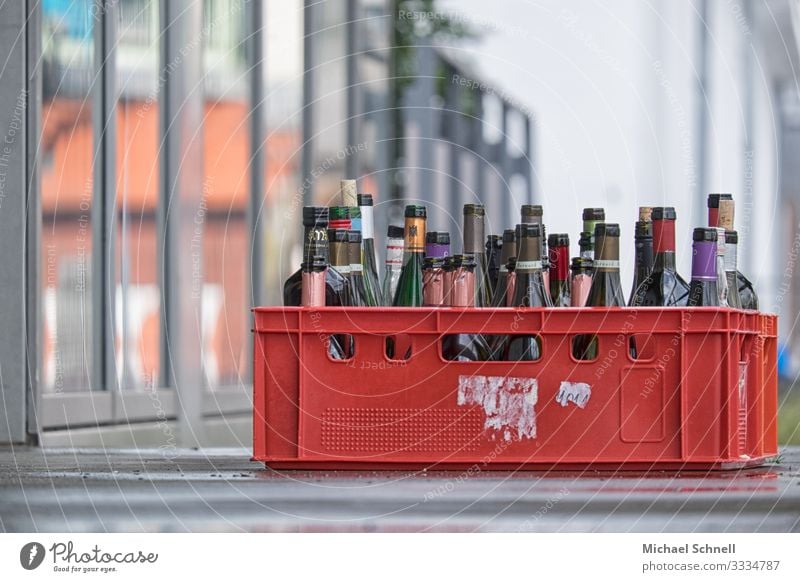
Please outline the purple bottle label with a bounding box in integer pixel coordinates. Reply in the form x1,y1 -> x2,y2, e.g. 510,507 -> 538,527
425,243 -> 450,259
691,240 -> 717,281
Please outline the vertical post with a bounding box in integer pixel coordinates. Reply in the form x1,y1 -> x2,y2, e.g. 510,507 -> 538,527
694,0 -> 710,225
0,0 -> 30,443
345,0 -> 358,178
160,0 -> 205,447
247,0 -> 265,377
302,0 -> 315,207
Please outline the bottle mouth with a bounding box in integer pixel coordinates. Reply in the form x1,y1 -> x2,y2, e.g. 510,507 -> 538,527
463,203 -> 485,216
387,225 -> 404,239
693,227 -> 718,242
404,204 -> 427,218
651,207 -> 677,221
425,231 -> 450,245
302,206 -> 329,226
707,193 -> 733,208
594,223 -> 620,237
582,208 -> 605,221
356,193 -> 373,206
517,223 -> 542,238
547,233 -> 570,247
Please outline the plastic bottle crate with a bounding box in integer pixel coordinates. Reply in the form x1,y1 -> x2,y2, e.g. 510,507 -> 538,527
252,307 -> 778,470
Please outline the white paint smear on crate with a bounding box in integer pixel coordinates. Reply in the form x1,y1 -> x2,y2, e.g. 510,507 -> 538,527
556,381 -> 591,409
457,375 -> 538,441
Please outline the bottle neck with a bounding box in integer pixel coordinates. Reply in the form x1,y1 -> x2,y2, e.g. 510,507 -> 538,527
359,204 -> 374,239
724,241 -> 738,273
385,237 -> 404,270
463,214 -> 484,255
404,216 -> 426,255
652,219 -> 677,271
594,235 -> 620,273
691,240 -> 717,282
451,268 -> 476,307
550,245 -> 570,281
425,242 -> 450,258
708,207 -> 719,228
516,237 -> 542,272
301,268 -> 327,307
633,237 -> 654,277
303,225 -> 329,264
330,241 -> 350,273
423,268 -> 445,306
347,243 -> 363,273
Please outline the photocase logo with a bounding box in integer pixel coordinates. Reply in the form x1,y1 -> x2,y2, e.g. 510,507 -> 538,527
20,542 -> 46,570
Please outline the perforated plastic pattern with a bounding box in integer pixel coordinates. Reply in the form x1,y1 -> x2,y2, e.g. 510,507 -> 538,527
321,408 -> 483,452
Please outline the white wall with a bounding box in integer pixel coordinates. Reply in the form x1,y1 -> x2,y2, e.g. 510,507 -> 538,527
440,0 -> 783,304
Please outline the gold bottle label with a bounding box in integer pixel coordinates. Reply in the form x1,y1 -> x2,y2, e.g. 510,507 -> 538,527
405,217 -> 426,251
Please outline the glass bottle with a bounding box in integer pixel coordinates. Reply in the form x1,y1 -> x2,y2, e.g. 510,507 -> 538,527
422,257 -> 445,306
717,198 -> 758,310
582,208 -> 605,259
499,223 -> 552,361
629,207 -> 690,307
492,229 -> 517,307
463,204 -> 492,306
707,193 -> 733,227
573,223 -> 625,360
347,230 -> 369,307
724,230 -> 743,309
382,225 -> 404,306
302,255 -> 346,359
687,228 -> 720,307
425,231 -> 451,259
570,257 -> 593,307
548,233 -> 571,307
486,234 -> 502,294
714,227 -> 729,307
442,255 -> 492,361
393,205 -> 427,307
358,193 -> 382,306
627,210 -> 654,305
521,205 -> 548,295
505,257 -> 517,307
283,206 -> 348,307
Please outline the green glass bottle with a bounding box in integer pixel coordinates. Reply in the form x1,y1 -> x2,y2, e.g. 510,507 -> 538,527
357,193 -> 382,306
393,205 -> 427,306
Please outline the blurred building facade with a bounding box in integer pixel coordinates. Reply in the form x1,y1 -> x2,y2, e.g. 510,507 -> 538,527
0,0 -> 533,445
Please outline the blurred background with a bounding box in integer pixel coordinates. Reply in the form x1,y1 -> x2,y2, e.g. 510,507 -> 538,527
2,0 -> 798,446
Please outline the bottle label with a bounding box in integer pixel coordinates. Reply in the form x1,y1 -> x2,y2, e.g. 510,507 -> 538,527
350,263 -> 363,273
336,265 -> 351,275
499,266 -> 508,274
385,241 -> 404,266
691,240 -> 717,281
724,243 -> 738,273
515,260 -> 542,271
405,217 -> 426,252
593,260 -> 619,269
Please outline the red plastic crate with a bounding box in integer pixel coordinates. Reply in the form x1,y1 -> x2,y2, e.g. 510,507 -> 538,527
252,307 -> 778,470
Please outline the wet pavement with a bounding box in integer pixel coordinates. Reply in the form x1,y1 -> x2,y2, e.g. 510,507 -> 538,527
0,447 -> 798,532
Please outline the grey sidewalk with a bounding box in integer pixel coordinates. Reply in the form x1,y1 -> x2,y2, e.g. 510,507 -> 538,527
1,447 -> 798,532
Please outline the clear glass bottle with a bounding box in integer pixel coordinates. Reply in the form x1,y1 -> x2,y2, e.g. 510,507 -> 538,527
717,198 -> 758,310
714,227 -> 729,307
724,230 -> 743,309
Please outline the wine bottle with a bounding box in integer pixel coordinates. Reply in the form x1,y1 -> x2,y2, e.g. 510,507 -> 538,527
500,223 -> 552,361
425,231 -> 451,258
629,207 -> 690,306
463,204 -> 492,306
358,193 -> 382,306
347,230 -> 369,307
582,208 -> 605,259
548,233 -> 571,307
442,255 -> 455,306
327,228 -> 352,302
687,228 -> 720,306
714,227 -> 729,307
724,230 -> 743,309
491,229 -> 517,307
393,205 -> 427,306
521,205 -> 548,295
570,257 -> 593,307
302,255 -> 346,359
707,193 -> 733,227
627,209 -> 654,305
579,231 -> 592,259
382,225 -> 404,305
283,206 -> 348,307
718,198 -> 759,310
329,206 -> 351,230
573,223 -> 625,360
423,257 -> 445,306
486,234 -> 502,294
505,256 -> 517,306
442,255 -> 492,361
